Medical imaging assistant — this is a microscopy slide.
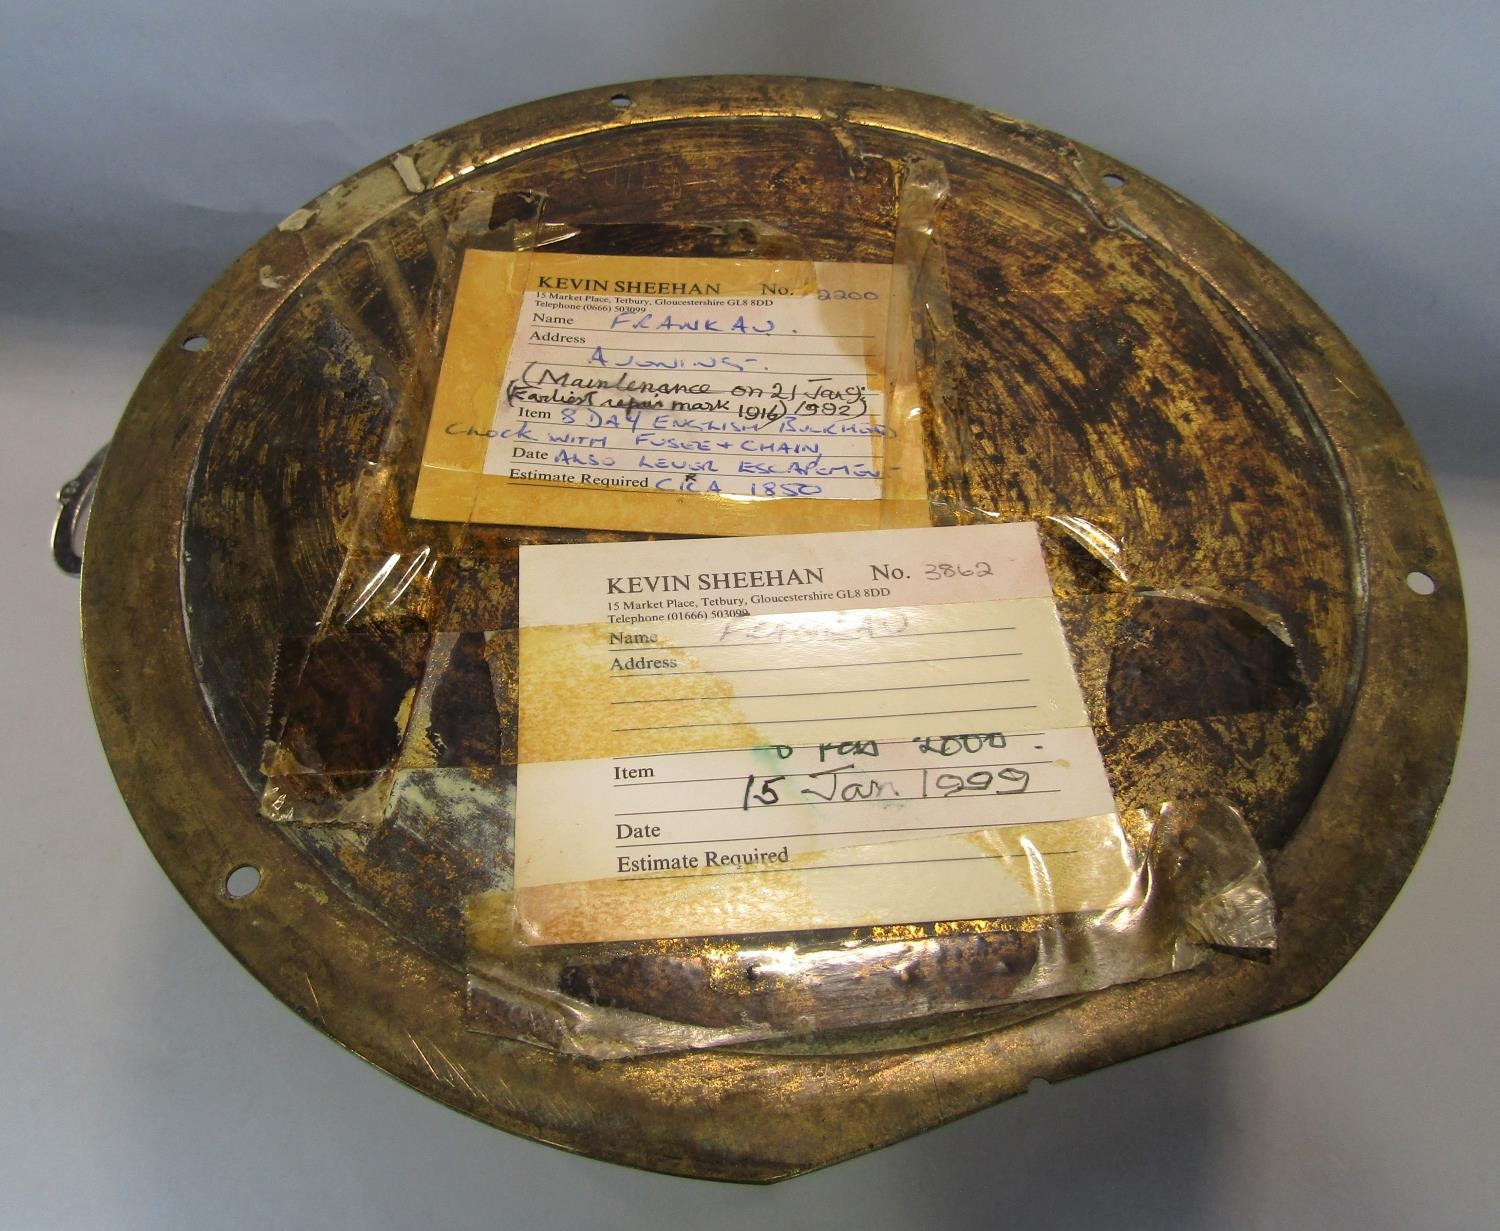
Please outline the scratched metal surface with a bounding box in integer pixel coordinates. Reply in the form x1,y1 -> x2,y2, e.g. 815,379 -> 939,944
79,78 -> 1465,1180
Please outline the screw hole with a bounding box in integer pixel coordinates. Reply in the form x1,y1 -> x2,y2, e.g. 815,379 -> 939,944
609,93 -> 632,110
1406,570 -> 1437,596
1102,173 -> 1126,189
180,334 -> 208,353
225,865 -> 262,899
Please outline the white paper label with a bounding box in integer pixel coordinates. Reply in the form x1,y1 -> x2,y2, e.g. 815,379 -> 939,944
485,280 -> 887,501
512,522 -> 1126,943
409,251 -> 931,536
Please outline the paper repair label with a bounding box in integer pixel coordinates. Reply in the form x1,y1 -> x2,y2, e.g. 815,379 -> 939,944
509,522 -> 1132,945
409,250 -> 929,535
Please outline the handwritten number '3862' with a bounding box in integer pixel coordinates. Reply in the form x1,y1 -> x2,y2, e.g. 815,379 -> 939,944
924,561 -> 994,580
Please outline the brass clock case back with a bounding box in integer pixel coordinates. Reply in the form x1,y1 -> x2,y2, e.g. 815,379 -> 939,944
80,78 -> 1465,1181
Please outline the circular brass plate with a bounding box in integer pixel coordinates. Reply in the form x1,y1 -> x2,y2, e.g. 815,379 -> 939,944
81,77 -> 1465,1181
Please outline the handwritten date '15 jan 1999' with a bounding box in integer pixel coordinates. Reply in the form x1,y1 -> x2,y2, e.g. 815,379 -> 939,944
741,760 -> 1032,810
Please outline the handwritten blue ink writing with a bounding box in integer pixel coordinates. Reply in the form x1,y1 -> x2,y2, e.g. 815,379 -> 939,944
587,347 -> 762,372
610,312 -> 776,334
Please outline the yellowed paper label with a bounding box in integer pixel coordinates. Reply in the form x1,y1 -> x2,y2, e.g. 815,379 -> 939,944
409,250 -> 929,535
510,523 -> 1129,944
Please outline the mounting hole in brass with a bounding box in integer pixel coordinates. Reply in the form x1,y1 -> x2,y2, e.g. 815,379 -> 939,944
224,865 -> 262,899
1406,570 -> 1438,596
180,333 -> 208,353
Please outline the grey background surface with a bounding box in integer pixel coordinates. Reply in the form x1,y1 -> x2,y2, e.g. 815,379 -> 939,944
2,3 -> 1495,1228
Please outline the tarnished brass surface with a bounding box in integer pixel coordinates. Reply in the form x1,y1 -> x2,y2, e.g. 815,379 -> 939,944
80,78 -> 1465,1181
